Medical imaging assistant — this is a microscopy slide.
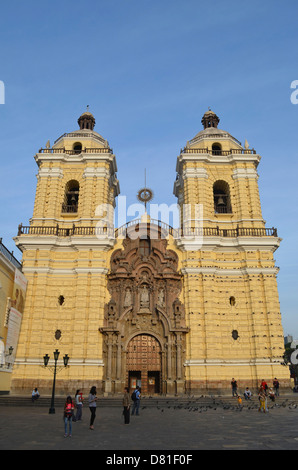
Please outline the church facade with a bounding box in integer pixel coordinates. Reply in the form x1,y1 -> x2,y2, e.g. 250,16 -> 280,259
11,110 -> 290,395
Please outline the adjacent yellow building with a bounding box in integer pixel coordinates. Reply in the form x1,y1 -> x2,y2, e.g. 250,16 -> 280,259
0,239 -> 26,393
11,109 -> 290,395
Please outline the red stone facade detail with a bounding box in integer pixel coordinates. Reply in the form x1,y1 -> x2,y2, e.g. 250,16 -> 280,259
100,223 -> 189,395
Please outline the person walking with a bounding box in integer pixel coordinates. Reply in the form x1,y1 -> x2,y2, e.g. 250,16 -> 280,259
231,378 -> 238,397
258,388 -> 268,413
122,387 -> 131,424
88,386 -> 97,430
273,378 -> 280,397
64,395 -> 74,437
131,386 -> 141,416
75,389 -> 83,421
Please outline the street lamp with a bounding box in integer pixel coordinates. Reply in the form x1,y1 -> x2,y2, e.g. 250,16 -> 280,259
43,349 -> 70,414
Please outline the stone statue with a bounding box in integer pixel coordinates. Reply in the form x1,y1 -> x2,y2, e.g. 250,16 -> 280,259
124,288 -> 132,307
140,285 -> 149,308
158,289 -> 165,307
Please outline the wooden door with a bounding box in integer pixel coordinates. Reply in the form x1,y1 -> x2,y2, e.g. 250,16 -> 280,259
126,335 -> 161,394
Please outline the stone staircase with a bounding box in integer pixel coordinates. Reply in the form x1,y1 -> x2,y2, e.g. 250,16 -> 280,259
1,393 -> 298,409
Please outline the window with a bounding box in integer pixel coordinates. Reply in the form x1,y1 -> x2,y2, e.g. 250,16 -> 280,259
213,180 -> 232,214
62,180 -> 79,213
139,238 -> 150,256
212,143 -> 222,155
232,330 -> 239,340
73,142 -> 82,154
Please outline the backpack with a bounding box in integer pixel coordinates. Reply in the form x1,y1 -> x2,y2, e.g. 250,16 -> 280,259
131,390 -> 137,401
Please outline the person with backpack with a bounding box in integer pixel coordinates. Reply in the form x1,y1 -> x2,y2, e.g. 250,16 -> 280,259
131,386 -> 141,416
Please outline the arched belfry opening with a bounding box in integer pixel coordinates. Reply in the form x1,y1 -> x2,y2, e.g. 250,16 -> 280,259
213,180 -> 232,214
100,221 -> 189,395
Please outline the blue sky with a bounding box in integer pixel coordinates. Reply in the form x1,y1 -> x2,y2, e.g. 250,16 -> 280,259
0,0 -> 298,338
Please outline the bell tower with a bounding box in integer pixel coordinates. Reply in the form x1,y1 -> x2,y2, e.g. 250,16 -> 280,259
11,110 -> 120,394
173,110 -> 290,392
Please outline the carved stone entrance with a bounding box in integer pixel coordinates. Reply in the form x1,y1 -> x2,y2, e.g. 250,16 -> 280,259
100,222 -> 189,395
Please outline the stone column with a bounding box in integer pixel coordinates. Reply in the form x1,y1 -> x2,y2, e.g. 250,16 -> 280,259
175,333 -> 184,394
115,335 -> 123,393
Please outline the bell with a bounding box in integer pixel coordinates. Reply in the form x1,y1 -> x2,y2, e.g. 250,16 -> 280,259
71,195 -> 76,204
217,196 -> 225,206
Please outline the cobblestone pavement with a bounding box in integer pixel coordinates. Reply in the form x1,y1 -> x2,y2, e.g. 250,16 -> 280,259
0,402 -> 298,452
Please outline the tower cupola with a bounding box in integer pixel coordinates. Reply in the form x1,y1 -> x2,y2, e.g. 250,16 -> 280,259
201,109 -> 220,129
78,106 -> 96,130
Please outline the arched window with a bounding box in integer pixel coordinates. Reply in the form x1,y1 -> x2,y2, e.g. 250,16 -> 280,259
62,180 -> 79,213
213,180 -> 232,214
212,143 -> 222,155
73,142 -> 82,154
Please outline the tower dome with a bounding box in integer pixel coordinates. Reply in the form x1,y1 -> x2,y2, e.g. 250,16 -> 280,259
201,109 -> 220,129
77,106 -> 96,130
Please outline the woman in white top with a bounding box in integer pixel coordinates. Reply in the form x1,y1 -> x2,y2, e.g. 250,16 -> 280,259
88,386 -> 97,430
75,389 -> 83,421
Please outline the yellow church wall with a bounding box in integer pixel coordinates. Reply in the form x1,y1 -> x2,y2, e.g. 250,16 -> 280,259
0,253 -> 15,393
10,263 -> 109,394
11,110 -> 290,395
181,160 -> 264,229
32,161 -> 112,225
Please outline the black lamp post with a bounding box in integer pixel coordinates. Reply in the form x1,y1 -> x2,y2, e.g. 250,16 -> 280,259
43,349 -> 70,414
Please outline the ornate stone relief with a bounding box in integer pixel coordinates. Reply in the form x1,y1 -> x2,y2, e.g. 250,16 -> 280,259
100,225 -> 188,395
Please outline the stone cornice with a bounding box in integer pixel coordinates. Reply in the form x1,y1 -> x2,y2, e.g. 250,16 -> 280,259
175,152 -> 261,174
21,267 -> 109,275
34,151 -> 118,174
13,235 -> 116,253
181,266 -> 279,276
175,236 -> 282,252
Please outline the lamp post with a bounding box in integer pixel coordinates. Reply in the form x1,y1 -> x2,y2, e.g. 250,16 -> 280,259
43,349 -> 70,414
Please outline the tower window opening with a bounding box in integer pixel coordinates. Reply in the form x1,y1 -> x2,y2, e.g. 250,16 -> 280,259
62,180 -> 79,213
212,143 -> 222,155
213,180 -> 232,214
73,142 -> 82,154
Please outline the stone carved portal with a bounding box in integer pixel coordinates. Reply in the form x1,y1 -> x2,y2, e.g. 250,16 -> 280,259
100,223 -> 188,395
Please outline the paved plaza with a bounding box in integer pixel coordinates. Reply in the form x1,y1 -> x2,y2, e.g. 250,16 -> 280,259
0,396 -> 298,453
